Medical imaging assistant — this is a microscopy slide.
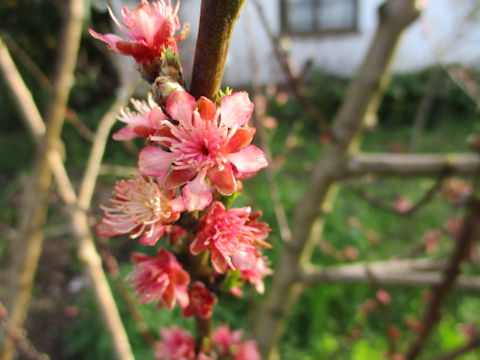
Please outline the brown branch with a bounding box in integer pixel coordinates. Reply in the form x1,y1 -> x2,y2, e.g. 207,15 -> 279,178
0,302 -> 49,360
1,1 -> 84,358
404,199 -> 480,360
299,258 -> 480,291
255,1 -> 421,358
346,153 -> 480,177
343,170 -> 447,216
190,0 -> 247,100
244,5 -> 292,243
428,335 -> 480,360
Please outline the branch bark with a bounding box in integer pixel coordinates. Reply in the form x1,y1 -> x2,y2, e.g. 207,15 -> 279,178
405,199 -> 480,360
255,1 -> 421,358
347,153 -> 480,177
190,0 -> 247,99
299,258 -> 480,291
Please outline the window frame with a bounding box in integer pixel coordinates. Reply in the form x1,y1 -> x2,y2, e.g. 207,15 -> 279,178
280,0 -> 359,36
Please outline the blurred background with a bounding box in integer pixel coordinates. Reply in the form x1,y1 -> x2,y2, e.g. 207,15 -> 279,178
2,0 -> 480,359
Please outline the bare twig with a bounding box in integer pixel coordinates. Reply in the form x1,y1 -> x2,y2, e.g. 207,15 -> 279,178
0,33 -> 52,91
0,302 -> 49,360
98,241 -> 157,349
252,0 -> 329,133
405,199 -> 480,360
0,37 -> 45,145
244,5 -> 292,243
347,153 -> 480,177
1,1 -> 84,358
428,335 -> 480,360
343,170 -> 447,216
0,11 -> 136,360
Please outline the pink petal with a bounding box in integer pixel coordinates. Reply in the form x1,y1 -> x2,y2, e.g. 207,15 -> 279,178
231,250 -> 256,271
195,97 -> 217,121
175,286 -> 190,308
182,172 -> 212,211
138,146 -> 176,177
227,145 -> 268,174
116,40 -> 152,60
211,250 -> 229,274
207,164 -> 236,195
166,90 -> 196,127
164,168 -> 197,189
96,220 -> 122,238
189,236 -> 207,255
88,29 -> 123,51
112,126 -> 138,141
225,127 -> 255,153
139,225 -> 166,246
168,197 -> 185,214
220,91 -> 254,128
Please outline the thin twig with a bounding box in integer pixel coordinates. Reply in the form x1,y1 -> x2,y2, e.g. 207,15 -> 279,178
343,171 -> 447,217
252,0 -> 329,134
0,302 -> 49,360
1,1 -> 84,358
405,199 -> 480,360
244,5 -> 292,243
98,241 -> 157,349
428,335 -> 480,360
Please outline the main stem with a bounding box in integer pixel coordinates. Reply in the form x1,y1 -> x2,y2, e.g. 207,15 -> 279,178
188,0 -> 247,347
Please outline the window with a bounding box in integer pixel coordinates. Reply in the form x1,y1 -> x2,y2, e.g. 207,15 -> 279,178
281,0 -> 358,35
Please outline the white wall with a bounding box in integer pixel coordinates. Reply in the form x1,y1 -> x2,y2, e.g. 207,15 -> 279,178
178,0 -> 480,85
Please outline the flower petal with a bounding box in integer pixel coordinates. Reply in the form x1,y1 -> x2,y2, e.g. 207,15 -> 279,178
96,219 -> 122,238
139,224 -> 166,246
225,127 -> 255,153
168,197 -> 185,214
227,145 -> 268,174
190,236 -> 207,255
88,29 -> 124,51
164,168 -> 197,189
207,163 -> 236,195
138,146 -> 176,177
182,172 -> 212,211
112,126 -> 138,141
166,90 -> 196,127
220,91 -> 254,128
195,97 -> 217,121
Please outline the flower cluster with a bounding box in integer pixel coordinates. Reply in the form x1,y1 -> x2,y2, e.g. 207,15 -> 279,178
155,325 -> 261,360
91,0 -> 270,358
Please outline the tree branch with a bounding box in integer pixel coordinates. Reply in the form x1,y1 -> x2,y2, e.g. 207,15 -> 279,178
190,0 -> 247,99
405,199 -> 480,360
346,153 -> 480,177
299,258 -> 480,291
428,335 -> 480,360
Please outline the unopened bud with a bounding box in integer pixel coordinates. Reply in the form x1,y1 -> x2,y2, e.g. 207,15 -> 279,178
153,76 -> 184,105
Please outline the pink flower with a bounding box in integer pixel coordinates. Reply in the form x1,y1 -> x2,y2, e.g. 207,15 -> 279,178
239,256 -> 272,294
190,202 -> 271,274
89,0 -> 181,63
138,90 -> 268,211
182,282 -> 217,319
235,341 -> 261,360
212,324 -> 243,357
128,249 -> 190,309
97,176 -> 185,246
155,327 -> 195,360
113,95 -> 167,141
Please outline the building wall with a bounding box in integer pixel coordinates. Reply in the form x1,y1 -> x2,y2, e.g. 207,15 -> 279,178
178,0 -> 480,86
